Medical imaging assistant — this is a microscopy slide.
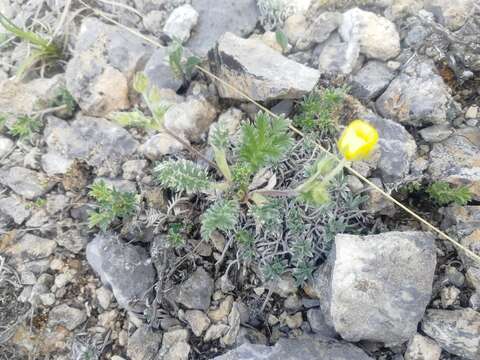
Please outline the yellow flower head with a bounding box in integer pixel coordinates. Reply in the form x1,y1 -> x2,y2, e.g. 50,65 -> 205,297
338,120 -> 379,161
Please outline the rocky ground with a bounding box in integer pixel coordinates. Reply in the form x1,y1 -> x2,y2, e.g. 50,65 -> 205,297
0,0 -> 480,359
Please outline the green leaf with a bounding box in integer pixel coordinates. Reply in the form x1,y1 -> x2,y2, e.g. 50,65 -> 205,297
154,159 -> 213,193
201,199 -> 239,240
238,112 -> 293,172
133,72 -> 149,93
275,30 -> 288,52
185,56 -> 201,79
111,109 -> 158,130
168,41 -> 184,79
9,115 -> 41,139
426,181 -> 472,206
210,124 -> 232,181
262,258 -> 286,282
88,180 -> 138,231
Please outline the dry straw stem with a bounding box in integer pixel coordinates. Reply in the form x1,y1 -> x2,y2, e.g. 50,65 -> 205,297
81,3 -> 480,264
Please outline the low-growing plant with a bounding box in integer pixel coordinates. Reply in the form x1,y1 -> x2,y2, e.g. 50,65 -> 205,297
154,113 -> 377,284
8,115 -> 41,139
293,87 -> 347,137
0,14 -> 63,78
49,88 -> 77,118
168,40 -> 201,85
88,181 -> 139,231
427,181 -> 472,206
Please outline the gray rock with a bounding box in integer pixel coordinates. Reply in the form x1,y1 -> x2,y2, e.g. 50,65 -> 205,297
5,234 -> 57,261
421,308 -> 480,359
0,75 -> 65,115
48,304 -> 87,331
94,177 -> 137,193
0,196 -> 30,224
404,333 -> 442,360
424,0 -> 473,31
362,112 -> 417,184
363,178 -> 397,216
187,0 -> 259,56
214,337 -> 373,360
0,136 -> 13,159
163,4 -> 198,43
204,323 -> 229,342
96,286 -> 113,310
0,167 -> 54,200
185,310 -> 210,336
122,160 -> 148,180
376,58 -> 458,126
316,33 -> 360,75
86,233 -> 155,312
235,327 -> 268,347
282,14 -> 308,48
339,8 -> 400,61
428,127 -> 480,201
56,229 -> 88,254
209,32 -> 320,101
163,96 -> 218,142
177,267 -> 213,310
42,115 -> 138,176
143,10 -> 167,36
315,231 -> 436,345
295,12 -> 342,50
306,308 -> 337,338
419,124 -> 453,143
442,205 -> 480,230
222,302 -> 241,346
46,194 -> 69,215
405,25 -> 432,49
143,47 -> 184,92
140,132 -> 185,160
351,61 -> 395,101
158,328 -> 190,360
127,325 -> 162,360
66,18 -> 152,116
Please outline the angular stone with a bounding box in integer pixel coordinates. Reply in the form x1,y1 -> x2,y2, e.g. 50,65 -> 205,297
185,310 -> 210,336
214,337 -> 373,360
86,233 -> 155,312
143,47 -> 184,92
163,4 -> 198,43
441,206 -> 480,234
421,308 -> 480,359
209,32 -> 320,101
351,61 -> 395,101
428,127 -> 480,201
404,333 -> 442,360
0,136 -> 14,159
42,115 -> 138,176
376,58 -> 458,126
5,234 -> 57,261
424,0 -> 473,31
315,231 -> 436,345
361,112 -> 417,184
419,124 -> 453,143
139,132 -> 185,160
48,304 -> 87,331
339,8 -> 400,61
316,33 -> 360,75
306,308 -> 337,338
163,96 -> 218,142
187,0 -> 259,56
0,196 -> 31,224
295,12 -> 342,50
177,267 -> 214,310
127,325 -> 162,360
0,75 -> 65,115
66,18 -> 152,116
158,329 -> 190,360
0,167 -> 54,200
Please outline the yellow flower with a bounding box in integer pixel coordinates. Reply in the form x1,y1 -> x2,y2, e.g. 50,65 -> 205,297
338,120 -> 379,161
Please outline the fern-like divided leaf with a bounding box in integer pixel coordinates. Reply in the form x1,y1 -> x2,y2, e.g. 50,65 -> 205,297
426,181 -> 472,206
238,112 -> 293,172
201,199 -> 239,240
154,159 -> 212,193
